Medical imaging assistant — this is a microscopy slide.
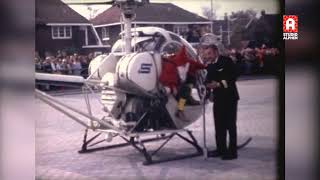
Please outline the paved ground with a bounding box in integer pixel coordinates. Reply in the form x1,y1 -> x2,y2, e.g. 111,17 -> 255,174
36,77 -> 278,180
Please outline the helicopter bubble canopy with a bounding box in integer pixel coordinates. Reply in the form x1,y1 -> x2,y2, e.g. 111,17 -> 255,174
111,36 -> 153,53
113,27 -> 198,60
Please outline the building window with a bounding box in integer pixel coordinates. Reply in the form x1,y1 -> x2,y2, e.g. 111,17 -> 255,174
101,27 -> 109,41
51,26 -> 72,39
173,25 -> 188,35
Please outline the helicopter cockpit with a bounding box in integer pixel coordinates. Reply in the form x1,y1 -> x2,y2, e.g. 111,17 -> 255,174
86,26 -> 206,132
111,27 -> 198,60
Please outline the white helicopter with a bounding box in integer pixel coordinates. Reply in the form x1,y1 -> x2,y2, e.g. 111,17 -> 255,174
35,0 -> 251,165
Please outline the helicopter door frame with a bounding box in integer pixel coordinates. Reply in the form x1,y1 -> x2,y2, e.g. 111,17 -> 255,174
159,40 -> 182,55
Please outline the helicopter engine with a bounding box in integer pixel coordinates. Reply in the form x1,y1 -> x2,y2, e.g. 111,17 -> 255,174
98,51 -> 168,131
116,51 -> 162,95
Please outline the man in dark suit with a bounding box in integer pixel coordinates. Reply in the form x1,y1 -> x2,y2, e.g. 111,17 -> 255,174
203,44 -> 240,160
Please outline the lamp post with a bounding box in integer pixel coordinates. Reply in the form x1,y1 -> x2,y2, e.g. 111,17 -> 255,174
227,14 -> 230,45
210,0 -> 213,33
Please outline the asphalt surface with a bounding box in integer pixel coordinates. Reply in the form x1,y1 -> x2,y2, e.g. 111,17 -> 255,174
36,77 -> 278,180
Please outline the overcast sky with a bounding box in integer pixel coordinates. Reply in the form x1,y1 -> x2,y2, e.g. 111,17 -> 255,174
65,0 -> 280,20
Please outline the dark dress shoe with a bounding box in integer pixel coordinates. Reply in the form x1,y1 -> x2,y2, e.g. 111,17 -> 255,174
221,153 -> 238,160
208,150 -> 223,157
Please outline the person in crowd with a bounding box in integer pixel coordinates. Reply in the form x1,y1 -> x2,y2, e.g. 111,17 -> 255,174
80,56 -> 89,77
186,27 -> 201,43
42,57 -> 53,73
55,58 -> 63,74
59,59 -> 69,75
242,47 -> 256,74
255,44 -> 267,73
72,58 -> 82,76
50,57 -> 59,73
35,52 -> 43,72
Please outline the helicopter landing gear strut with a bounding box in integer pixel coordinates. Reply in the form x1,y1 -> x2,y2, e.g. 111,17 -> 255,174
78,129 -> 203,165
127,130 -> 203,165
78,129 -> 167,154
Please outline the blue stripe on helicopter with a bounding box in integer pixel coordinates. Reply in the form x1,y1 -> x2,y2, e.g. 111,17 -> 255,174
138,63 -> 152,74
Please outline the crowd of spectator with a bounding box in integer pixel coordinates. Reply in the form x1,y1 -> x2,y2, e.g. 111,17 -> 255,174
35,50 -> 96,77
36,43 -> 280,79
183,26 -> 281,75
225,44 -> 281,75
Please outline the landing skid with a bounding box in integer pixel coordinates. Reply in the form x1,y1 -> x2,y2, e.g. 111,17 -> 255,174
78,128 -> 203,165
206,137 -> 253,156
78,128 -> 252,165
237,137 -> 252,150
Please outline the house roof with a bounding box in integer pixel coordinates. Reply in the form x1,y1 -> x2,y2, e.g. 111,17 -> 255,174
36,0 -> 89,24
91,3 -> 210,26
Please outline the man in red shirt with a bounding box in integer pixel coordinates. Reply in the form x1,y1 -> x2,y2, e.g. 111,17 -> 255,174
159,45 -> 206,121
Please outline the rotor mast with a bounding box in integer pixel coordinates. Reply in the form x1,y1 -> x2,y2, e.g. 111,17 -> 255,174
66,0 -> 145,54
117,0 -> 142,54
121,5 -> 134,54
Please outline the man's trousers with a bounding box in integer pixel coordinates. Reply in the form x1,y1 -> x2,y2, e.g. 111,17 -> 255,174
213,100 -> 238,156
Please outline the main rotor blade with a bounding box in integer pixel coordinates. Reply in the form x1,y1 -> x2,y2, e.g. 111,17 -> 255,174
64,0 -> 114,5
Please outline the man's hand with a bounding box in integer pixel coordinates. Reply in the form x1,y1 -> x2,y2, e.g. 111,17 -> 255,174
206,81 -> 220,89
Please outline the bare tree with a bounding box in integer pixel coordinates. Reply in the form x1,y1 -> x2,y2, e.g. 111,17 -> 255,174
202,6 -> 216,20
201,3 -> 220,20
87,5 -> 99,20
230,9 -> 257,19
